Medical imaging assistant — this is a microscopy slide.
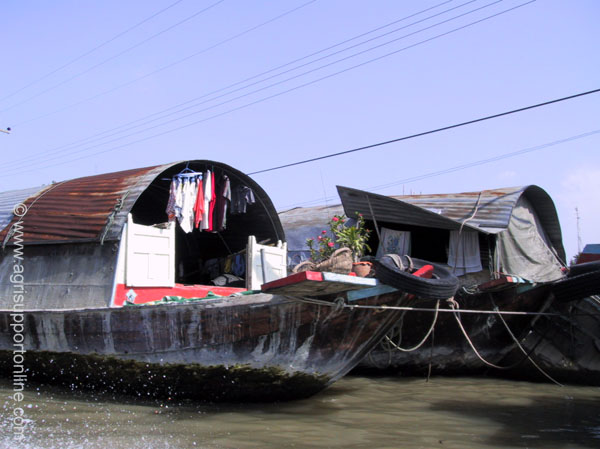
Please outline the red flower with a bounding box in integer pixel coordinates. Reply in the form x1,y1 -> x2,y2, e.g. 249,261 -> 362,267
332,217 -> 339,222
322,230 -> 327,234
327,242 -> 334,247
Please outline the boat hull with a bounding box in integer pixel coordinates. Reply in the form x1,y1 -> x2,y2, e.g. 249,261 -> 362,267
0,291 -> 405,401
358,283 -> 555,375
500,295 -> 600,386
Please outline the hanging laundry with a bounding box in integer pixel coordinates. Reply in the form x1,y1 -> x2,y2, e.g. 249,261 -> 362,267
232,253 -> 246,277
165,178 -> 179,222
231,185 -> 255,214
224,255 -> 234,274
193,174 -> 205,229
201,170 -> 212,230
174,177 -> 184,221
178,177 -> 198,233
215,175 -> 231,231
207,170 -> 217,231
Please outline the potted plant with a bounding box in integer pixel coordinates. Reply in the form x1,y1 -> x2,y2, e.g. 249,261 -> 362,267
331,213 -> 373,276
295,213 -> 372,276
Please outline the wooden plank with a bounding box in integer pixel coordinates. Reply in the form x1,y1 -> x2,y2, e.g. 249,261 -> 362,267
262,271 -> 378,297
261,271 -> 323,291
347,285 -> 398,302
321,272 -> 377,287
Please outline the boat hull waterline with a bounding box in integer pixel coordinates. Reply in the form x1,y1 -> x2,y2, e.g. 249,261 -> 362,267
1,290 -> 406,402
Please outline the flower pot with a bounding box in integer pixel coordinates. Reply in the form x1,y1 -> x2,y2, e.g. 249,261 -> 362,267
352,261 -> 373,277
292,248 -> 353,274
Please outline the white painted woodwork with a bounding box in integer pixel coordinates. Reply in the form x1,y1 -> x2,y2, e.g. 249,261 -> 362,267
246,235 -> 287,290
125,214 -> 175,287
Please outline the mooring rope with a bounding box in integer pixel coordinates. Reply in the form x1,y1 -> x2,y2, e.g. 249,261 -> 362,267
491,301 -> 564,386
383,300 -> 440,352
447,298 -> 512,370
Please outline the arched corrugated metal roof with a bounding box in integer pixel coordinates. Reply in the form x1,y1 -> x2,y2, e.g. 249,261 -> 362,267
337,185 -> 565,262
0,160 -> 283,246
0,185 -> 50,231
279,185 -> 565,263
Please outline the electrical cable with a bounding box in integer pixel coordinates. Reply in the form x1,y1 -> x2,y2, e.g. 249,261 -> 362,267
2,0 -> 464,169
0,0 -> 187,105
248,87 -> 600,175
0,0 -> 227,114
14,0 -> 320,127
0,1 -> 533,175
276,127 -> 600,210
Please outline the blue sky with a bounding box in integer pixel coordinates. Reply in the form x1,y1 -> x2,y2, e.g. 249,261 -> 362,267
1,0 -> 598,261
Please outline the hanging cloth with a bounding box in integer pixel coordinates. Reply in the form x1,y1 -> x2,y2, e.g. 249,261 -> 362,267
179,178 -> 197,233
207,170 -> 217,231
201,170 -> 212,230
448,230 -> 482,276
231,185 -> 255,214
193,174 -> 205,229
173,177 -> 184,221
215,175 -> 231,231
165,178 -> 179,222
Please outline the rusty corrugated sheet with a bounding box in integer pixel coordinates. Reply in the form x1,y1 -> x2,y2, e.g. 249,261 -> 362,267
280,185 -> 565,263
384,187 -> 526,232
337,186 -> 485,233
0,165 -> 168,244
0,185 -> 49,230
337,185 -> 565,262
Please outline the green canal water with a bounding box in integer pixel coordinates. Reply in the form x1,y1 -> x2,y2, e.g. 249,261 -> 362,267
1,374 -> 599,449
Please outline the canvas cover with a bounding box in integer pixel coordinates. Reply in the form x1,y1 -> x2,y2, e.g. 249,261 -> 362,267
496,196 -> 563,282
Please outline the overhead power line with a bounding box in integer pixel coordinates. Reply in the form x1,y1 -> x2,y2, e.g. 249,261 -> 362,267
1,0 -> 527,174
15,0 -> 443,127
247,87 -> 600,175
0,0 -> 187,105
0,0 -> 227,114
280,128 -> 600,210
4,0 -> 464,169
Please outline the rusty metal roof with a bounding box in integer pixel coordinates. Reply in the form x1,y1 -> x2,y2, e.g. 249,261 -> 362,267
0,165 -> 166,245
0,185 -> 49,231
336,185 -> 565,262
0,160 -> 285,246
279,185 -> 565,262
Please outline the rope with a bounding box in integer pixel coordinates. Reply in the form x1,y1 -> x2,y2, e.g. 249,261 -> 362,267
365,194 -> 382,243
447,298 -> 511,370
383,300 -> 440,352
491,302 -> 564,386
343,303 -> 561,316
289,296 -> 600,317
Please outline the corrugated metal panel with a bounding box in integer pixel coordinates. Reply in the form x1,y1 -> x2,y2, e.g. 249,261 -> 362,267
0,160 -> 285,247
280,185 -> 565,263
337,186 -> 485,233
337,185 -> 565,263
0,164 -> 171,245
0,185 -> 49,230
385,187 -> 526,232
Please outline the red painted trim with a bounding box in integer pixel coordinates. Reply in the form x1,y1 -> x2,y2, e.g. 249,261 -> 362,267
261,271 -> 323,292
413,265 -> 434,279
113,283 -> 247,307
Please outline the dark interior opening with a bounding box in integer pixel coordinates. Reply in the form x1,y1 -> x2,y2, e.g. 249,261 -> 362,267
365,220 -> 492,270
130,161 -> 281,285
366,220 -> 450,263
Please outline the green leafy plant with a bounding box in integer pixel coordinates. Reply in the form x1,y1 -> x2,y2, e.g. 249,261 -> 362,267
306,213 -> 371,263
331,213 -> 371,262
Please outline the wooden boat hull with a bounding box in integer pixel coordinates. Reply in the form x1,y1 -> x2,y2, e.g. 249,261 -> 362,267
500,295 -> 600,386
0,290 -> 406,402
360,275 -> 600,386
358,282 -> 555,375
